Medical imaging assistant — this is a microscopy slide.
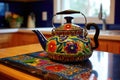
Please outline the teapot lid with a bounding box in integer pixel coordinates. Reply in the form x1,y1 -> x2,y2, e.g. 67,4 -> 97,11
52,10 -> 89,37
52,16 -> 83,36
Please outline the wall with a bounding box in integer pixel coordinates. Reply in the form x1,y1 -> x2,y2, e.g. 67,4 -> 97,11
0,0 -> 120,30
107,0 -> 120,30
8,0 -> 53,28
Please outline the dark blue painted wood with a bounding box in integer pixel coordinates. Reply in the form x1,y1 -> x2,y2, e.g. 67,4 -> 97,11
0,0 -> 120,30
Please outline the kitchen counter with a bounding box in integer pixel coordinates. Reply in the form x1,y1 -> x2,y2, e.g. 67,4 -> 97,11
0,43 -> 43,58
0,43 -> 120,80
0,28 -> 120,41
0,28 -> 120,54
0,44 -> 42,80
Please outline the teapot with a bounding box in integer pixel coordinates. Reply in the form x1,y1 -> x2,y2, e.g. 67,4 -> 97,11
33,10 -> 100,63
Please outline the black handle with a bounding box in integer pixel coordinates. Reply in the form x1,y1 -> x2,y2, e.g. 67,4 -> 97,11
86,23 -> 100,50
52,10 -> 87,28
56,10 -> 80,15
64,16 -> 74,23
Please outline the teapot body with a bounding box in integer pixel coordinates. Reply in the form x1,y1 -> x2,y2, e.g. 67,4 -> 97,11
33,10 -> 99,63
46,36 -> 92,54
45,23 -> 93,62
46,36 -> 92,62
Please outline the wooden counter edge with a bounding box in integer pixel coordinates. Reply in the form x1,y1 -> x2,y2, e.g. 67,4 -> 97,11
18,30 -> 120,41
0,64 -> 41,80
0,43 -> 43,80
0,43 -> 43,58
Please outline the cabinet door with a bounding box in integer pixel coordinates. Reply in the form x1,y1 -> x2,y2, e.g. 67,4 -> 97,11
97,40 -> 108,52
0,34 -> 12,48
108,41 -> 120,54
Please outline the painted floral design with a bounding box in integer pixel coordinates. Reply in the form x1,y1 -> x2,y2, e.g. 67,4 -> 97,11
47,40 -> 57,53
64,41 -> 78,54
64,24 -> 72,30
37,60 -> 49,66
38,52 -> 47,57
74,72 -> 91,80
45,64 -> 67,72
59,36 -> 68,41
77,41 -> 83,51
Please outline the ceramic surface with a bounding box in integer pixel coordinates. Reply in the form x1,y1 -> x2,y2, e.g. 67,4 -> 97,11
33,10 -> 100,62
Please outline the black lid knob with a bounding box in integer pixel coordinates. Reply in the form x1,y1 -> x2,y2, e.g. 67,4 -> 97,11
64,16 -> 74,23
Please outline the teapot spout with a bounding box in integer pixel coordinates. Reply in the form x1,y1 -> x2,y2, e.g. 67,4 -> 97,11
32,30 -> 47,50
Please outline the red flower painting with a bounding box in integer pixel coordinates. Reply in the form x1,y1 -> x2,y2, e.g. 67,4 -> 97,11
64,24 -> 72,30
45,64 -> 67,72
47,40 -> 57,53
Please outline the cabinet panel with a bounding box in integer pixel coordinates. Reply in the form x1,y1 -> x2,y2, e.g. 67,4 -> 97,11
108,41 -> 120,54
97,40 -> 108,52
0,32 -> 39,48
0,31 -> 120,54
0,34 -> 12,44
94,39 -> 120,54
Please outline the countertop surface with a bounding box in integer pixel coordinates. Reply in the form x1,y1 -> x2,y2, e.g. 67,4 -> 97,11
0,44 -> 42,80
0,43 -> 120,80
0,28 -> 120,41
